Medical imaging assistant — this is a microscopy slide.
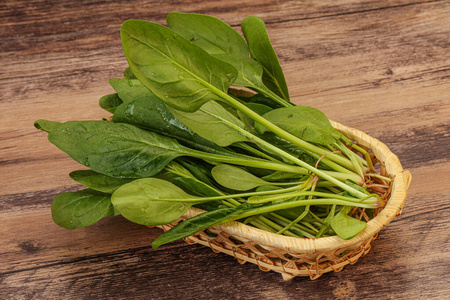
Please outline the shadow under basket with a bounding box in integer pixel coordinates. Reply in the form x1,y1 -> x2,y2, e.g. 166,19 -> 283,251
155,121 -> 412,281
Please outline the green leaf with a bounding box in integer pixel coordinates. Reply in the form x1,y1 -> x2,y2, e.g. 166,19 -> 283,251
111,178 -> 198,226
172,177 -> 220,197
330,206 -> 367,240
255,106 -> 342,145
167,12 -> 249,56
34,120 -> 61,133
123,67 -> 137,79
176,158 -> 215,186
112,95 -> 233,155
169,101 -> 248,147
51,189 -> 114,229
109,78 -> 152,103
211,164 -> 270,191
262,171 -> 306,182
260,133 -> 327,168
69,170 -> 135,194
212,53 -> 265,89
167,12 -> 289,108
241,16 -> 290,101
152,205 -> 246,249
240,93 -> 284,109
237,102 -> 273,130
46,120 -> 201,178
99,93 -> 123,113
120,19 -> 237,112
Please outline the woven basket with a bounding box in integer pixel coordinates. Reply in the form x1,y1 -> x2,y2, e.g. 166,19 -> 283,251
157,121 -> 412,280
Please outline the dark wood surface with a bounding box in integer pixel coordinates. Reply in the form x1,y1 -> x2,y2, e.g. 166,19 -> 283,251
1,1 -> 449,299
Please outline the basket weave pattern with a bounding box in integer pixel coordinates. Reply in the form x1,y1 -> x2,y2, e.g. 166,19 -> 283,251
157,122 -> 412,280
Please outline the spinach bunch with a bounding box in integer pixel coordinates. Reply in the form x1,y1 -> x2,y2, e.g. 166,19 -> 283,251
35,13 -> 389,248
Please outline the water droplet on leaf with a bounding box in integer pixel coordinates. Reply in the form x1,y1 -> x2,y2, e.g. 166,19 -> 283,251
125,104 -> 135,117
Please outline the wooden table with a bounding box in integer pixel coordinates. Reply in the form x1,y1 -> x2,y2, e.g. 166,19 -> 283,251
1,1 -> 449,299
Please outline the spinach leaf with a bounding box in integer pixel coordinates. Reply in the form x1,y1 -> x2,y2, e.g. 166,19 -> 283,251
330,206 -> 367,240
240,93 -> 283,109
212,164 -> 272,191
260,133 -> 325,168
166,12 -> 249,56
99,93 -> 123,113
241,16 -> 290,101
34,120 -> 61,133
169,101 -> 248,147
167,12 -> 290,108
176,158 -> 215,186
121,19 -> 237,112
69,170 -> 135,194
255,106 -> 342,145
262,171 -> 307,182
111,178 -> 200,226
237,102 -> 273,131
44,120 -> 208,178
172,177 -> 220,198
123,67 -> 137,79
51,188 -> 115,229
152,205 -> 246,249
109,78 -> 152,103
112,95 -> 233,155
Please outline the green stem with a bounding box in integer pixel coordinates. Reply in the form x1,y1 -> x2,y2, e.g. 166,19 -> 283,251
220,92 -> 357,172
277,205 -> 310,235
351,143 -> 375,172
266,213 -> 317,237
257,216 -> 301,238
334,141 -> 365,178
253,84 -> 293,108
188,147 -> 363,184
248,191 -> 377,205
233,142 -> 280,162
197,107 -> 366,195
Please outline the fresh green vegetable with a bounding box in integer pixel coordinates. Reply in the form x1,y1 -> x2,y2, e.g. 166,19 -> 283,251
51,189 -> 116,229
35,13 -> 391,248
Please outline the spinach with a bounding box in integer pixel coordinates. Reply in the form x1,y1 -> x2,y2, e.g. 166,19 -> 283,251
121,17 -> 358,181
121,19 -> 237,112
167,12 -> 291,108
169,101 -> 249,147
330,206 -> 367,240
99,93 -> 123,113
152,205 -> 246,249
211,164 -> 299,191
241,16 -> 290,101
255,106 -> 343,145
112,95 -> 235,155
166,12 -> 249,56
109,78 -> 151,103
51,188 -> 115,229
123,67 -> 137,79
35,13 -> 389,247
34,119 -> 61,133
111,178 -> 200,226
40,120 -> 199,178
69,170 -> 135,194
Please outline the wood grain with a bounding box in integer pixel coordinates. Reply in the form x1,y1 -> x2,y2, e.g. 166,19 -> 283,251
1,0 -> 449,299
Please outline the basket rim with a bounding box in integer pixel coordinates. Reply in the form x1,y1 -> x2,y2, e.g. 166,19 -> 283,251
182,121 -> 411,254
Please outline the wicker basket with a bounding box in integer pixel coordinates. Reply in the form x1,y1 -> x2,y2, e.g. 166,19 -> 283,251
157,121 -> 412,280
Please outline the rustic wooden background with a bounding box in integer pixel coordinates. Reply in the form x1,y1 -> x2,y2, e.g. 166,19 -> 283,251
1,0 -> 449,299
